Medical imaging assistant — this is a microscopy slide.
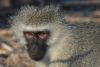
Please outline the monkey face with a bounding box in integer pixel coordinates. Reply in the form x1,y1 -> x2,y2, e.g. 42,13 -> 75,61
24,31 -> 49,61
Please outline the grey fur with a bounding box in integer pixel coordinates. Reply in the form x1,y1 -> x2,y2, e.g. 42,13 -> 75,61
10,5 -> 100,67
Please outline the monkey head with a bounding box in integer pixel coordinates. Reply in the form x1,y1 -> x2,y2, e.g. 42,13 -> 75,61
10,5 -> 64,61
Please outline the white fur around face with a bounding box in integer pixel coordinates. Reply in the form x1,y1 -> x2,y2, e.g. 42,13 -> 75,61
12,22 -> 65,46
20,24 -> 52,32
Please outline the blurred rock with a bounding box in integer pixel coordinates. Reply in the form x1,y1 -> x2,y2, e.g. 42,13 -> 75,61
0,29 -> 35,67
5,50 -> 35,67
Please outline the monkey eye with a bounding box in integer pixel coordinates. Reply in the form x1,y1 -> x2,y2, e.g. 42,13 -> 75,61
24,32 -> 33,36
24,32 -> 35,39
38,31 -> 49,40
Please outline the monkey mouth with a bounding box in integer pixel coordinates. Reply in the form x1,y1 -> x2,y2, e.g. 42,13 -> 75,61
27,44 -> 47,61
30,54 -> 44,61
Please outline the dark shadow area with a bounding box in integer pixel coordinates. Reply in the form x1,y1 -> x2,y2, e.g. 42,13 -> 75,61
0,0 -> 40,29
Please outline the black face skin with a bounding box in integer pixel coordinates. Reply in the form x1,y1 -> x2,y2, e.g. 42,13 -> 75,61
24,31 -> 50,61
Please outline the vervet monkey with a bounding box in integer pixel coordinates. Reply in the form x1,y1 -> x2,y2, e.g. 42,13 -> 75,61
10,5 -> 100,67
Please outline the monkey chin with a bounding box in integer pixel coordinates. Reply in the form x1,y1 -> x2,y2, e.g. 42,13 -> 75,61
27,43 -> 48,61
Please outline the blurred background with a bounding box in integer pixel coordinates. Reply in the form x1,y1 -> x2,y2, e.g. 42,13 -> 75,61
0,0 -> 100,28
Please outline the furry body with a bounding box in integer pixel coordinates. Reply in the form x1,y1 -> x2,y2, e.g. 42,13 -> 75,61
10,5 -> 100,67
